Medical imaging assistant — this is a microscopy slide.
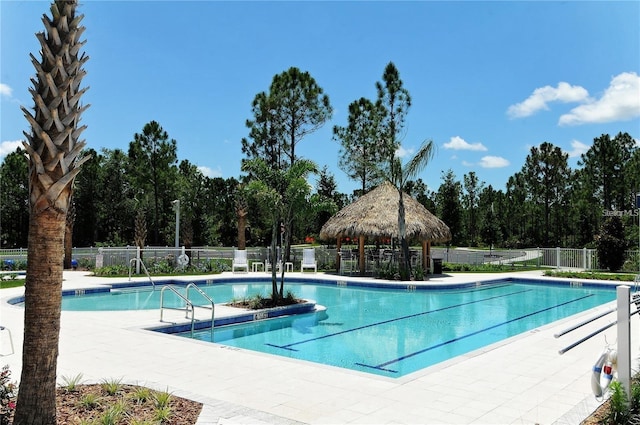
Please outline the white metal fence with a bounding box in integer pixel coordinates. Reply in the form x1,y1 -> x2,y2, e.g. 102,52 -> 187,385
0,245 -> 638,272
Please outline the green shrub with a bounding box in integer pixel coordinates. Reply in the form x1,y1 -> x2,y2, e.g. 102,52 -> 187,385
596,216 -> 627,272
78,257 -> 94,270
0,365 -> 17,425
606,381 -> 630,424
94,265 -> 129,276
631,379 -> 640,411
284,290 -> 297,304
377,262 -> 398,280
543,270 -> 636,281
148,259 -> 174,274
248,294 -> 267,310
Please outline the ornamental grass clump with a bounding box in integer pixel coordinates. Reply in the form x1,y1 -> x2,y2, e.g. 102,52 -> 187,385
130,386 -> 152,404
79,392 -> 101,409
154,389 -> 172,409
101,377 -> 123,396
61,372 -> 85,392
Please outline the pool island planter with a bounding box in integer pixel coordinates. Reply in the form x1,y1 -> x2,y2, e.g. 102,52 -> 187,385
150,299 -> 318,335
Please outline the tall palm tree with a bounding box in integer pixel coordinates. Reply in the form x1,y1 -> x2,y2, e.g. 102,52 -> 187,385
385,140 -> 435,279
14,1 -> 90,423
242,158 -> 317,301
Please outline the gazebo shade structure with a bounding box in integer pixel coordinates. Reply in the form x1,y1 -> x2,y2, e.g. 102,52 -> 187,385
319,181 -> 451,275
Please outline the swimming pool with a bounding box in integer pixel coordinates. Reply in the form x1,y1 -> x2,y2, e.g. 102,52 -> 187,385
41,276 -> 617,378
186,280 -> 615,377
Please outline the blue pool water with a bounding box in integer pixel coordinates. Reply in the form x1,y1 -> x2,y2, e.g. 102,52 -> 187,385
51,278 -> 616,378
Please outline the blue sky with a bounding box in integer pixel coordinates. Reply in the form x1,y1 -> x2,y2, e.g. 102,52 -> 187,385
2,1 -> 639,196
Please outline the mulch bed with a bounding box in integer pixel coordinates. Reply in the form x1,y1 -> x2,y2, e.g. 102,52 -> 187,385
7,384 -> 202,424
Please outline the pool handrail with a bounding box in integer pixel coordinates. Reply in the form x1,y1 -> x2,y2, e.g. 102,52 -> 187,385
553,306 -> 618,339
160,285 -> 196,337
557,296 -> 640,354
128,258 -> 155,290
185,282 -> 215,340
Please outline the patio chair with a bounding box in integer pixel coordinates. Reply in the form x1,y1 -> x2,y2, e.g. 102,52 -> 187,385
265,257 -> 282,273
301,248 -> 317,273
339,249 -> 358,276
232,249 -> 249,273
0,326 -> 14,356
265,246 -> 283,273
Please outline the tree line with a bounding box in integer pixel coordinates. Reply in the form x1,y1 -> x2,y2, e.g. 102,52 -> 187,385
1,67 -> 638,253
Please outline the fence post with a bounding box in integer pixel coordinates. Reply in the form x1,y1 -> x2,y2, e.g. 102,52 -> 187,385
617,285 -> 631,401
583,248 -> 587,270
136,246 -> 141,274
556,247 -> 561,269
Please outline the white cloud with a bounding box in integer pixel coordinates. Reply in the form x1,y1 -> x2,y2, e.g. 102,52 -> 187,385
559,72 -> 640,126
461,160 -> 474,167
396,145 -> 414,158
0,140 -> 24,160
0,83 -> 12,98
566,139 -> 590,158
443,136 -> 487,151
197,165 -> 222,178
507,82 -> 590,118
478,156 -> 510,168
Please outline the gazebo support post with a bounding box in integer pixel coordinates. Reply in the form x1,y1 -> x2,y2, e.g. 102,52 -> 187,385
359,235 -> 365,276
422,240 -> 430,274
336,237 -> 342,273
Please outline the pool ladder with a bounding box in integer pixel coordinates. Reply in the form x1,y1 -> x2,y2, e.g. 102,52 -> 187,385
160,283 -> 214,340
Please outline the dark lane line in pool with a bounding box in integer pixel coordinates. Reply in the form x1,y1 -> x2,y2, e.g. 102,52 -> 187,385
355,293 -> 595,373
265,288 -> 534,352
438,283 -> 513,294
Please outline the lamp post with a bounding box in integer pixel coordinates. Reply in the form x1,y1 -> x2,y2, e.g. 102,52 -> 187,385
172,199 -> 180,249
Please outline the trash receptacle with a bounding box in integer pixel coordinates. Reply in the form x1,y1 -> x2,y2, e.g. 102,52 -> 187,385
432,258 -> 443,274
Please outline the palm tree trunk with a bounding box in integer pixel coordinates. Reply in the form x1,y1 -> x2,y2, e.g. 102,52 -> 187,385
14,0 -> 90,421
15,211 -> 66,424
64,202 -> 75,269
237,208 -> 247,250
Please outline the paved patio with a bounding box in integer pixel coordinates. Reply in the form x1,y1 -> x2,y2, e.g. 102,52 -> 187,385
1,270 -> 637,424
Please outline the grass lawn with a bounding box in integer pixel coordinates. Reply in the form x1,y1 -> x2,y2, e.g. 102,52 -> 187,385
0,279 -> 24,289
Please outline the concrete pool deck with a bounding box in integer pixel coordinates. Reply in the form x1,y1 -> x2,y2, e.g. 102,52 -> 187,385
1,270 -> 638,424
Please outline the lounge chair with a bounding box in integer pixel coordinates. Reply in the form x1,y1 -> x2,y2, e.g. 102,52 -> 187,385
232,249 -> 249,273
301,248 -> 317,273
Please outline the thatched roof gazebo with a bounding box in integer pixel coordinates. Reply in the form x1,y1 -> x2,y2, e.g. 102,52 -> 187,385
319,181 -> 451,275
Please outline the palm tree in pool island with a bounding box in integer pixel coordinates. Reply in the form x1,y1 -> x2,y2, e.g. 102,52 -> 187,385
14,0 -> 90,423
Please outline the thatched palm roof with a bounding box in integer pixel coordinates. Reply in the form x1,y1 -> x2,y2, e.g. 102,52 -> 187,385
319,181 -> 451,242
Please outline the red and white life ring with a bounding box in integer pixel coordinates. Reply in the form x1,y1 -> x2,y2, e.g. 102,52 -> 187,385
591,348 -> 617,398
